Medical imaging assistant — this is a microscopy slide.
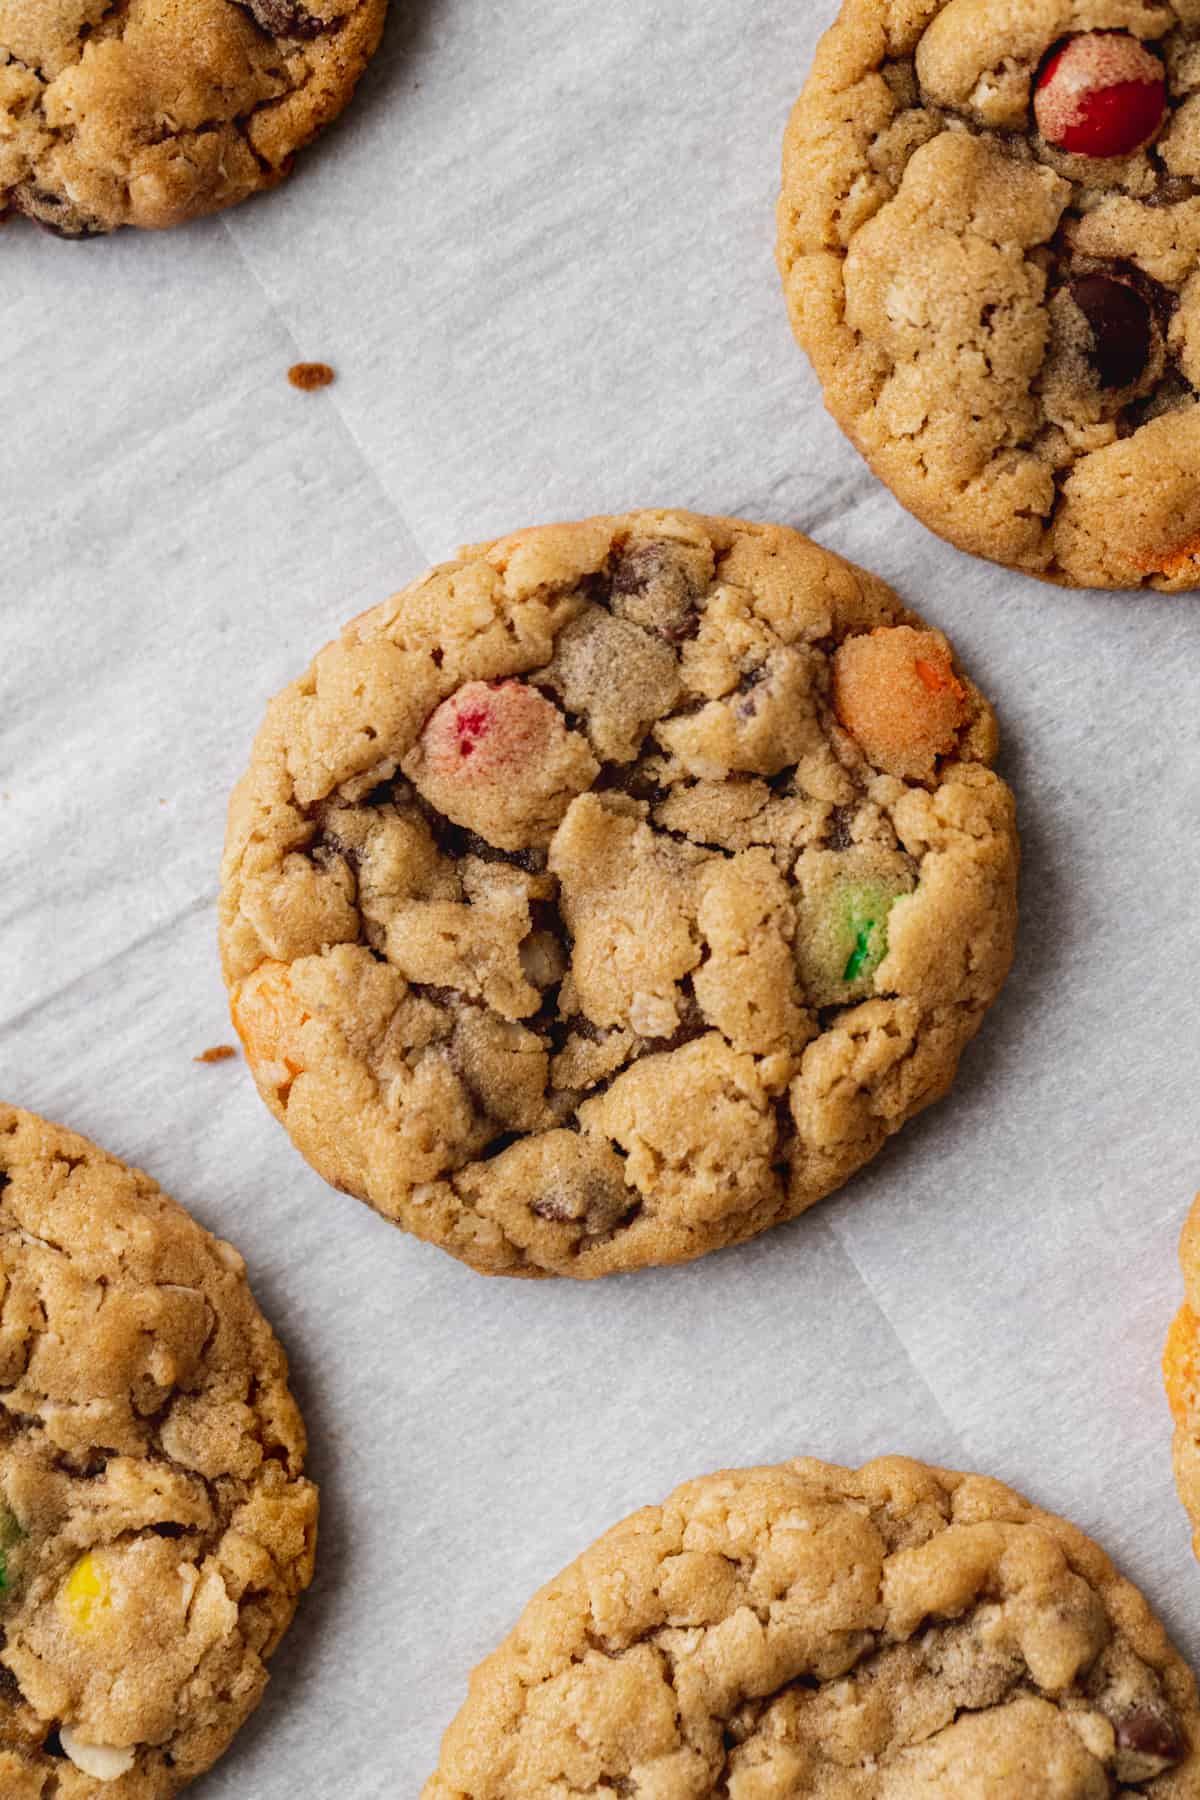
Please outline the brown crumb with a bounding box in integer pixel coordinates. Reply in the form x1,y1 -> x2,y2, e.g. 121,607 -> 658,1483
288,362 -> 335,392
195,1045 -> 238,1065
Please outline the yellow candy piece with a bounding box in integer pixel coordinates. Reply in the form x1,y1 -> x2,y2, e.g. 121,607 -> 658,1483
60,1554 -> 113,1633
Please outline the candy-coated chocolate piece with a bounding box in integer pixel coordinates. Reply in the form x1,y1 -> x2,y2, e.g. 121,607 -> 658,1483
794,849 -> 916,1009
1035,33 -> 1167,159
1069,274 -> 1154,390
231,960 -> 311,1095
403,678 -> 599,851
0,1506 -> 23,1594
840,880 -> 902,985
61,1553 -> 113,1633
833,627 -> 968,781
419,680 -> 559,779
1165,1303 -> 1198,1427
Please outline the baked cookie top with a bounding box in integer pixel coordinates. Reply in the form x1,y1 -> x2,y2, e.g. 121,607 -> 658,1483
0,0 -> 387,235
1164,1194 -> 1200,1559
424,1455 -> 1200,1798
778,0 -> 1200,590
219,511 -> 1019,1281
0,1107 -> 318,1797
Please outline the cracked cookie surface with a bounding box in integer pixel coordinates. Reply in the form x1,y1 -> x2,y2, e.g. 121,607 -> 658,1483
0,1106 -> 318,1797
424,1455 -> 1200,1799
219,512 -> 1018,1281
0,0 -> 387,234
1164,1195 -> 1200,1564
778,0 -> 1200,589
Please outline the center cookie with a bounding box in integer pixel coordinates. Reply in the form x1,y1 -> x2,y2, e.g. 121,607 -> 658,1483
424,1456 -> 1200,1797
0,1107 -> 318,1797
219,512 -> 1019,1281
0,0 -> 388,235
778,1 -> 1200,590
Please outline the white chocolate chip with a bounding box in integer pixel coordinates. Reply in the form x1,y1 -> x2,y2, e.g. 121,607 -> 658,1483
59,1725 -> 137,1781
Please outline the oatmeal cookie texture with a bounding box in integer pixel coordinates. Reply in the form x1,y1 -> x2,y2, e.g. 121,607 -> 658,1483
219,512 -> 1019,1281
1164,1194 -> 1200,1561
0,1107 -> 318,1797
777,0 -> 1200,590
424,1456 -> 1200,1798
0,0 -> 387,234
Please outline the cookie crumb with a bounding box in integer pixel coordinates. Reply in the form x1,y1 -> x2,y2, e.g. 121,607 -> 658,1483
194,1045 -> 238,1065
288,362 -> 335,392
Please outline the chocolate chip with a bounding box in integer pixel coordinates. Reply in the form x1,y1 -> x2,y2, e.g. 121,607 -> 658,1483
1145,176 -> 1196,208
644,987 -> 707,1053
609,541 -> 700,642
242,0 -> 330,37
420,806 -> 545,873
1070,274 -> 1153,390
14,188 -> 104,239
663,612 -> 701,644
530,1195 -> 574,1223
826,805 -> 857,851
736,668 -> 767,719
594,762 -> 666,806
611,544 -> 671,596
411,983 -> 465,1009
477,1131 -> 522,1164
1116,1707 -> 1185,1764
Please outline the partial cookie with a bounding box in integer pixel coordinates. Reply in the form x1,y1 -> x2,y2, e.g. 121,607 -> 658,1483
0,1106 -> 318,1796
0,0 -> 387,235
219,510 -> 1019,1280
778,1 -> 1200,589
1163,1194 -> 1200,1560
424,1455 -> 1200,1797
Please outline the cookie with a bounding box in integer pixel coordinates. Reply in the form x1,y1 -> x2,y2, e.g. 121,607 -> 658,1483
424,1455 -> 1200,1797
0,0 -> 387,235
1163,1194 -> 1200,1560
777,1 -> 1200,590
219,511 -> 1019,1280
0,1106 -> 318,1796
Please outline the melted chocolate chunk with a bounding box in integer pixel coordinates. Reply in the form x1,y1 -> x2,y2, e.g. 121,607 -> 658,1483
611,543 -> 674,596
825,805 -> 857,851
736,667 -> 768,719
15,188 -> 104,239
1070,273 -> 1153,390
608,541 -> 700,641
1115,1706 -> 1185,1764
242,0 -> 330,38
644,987 -> 707,1054
419,805 -> 546,873
530,1195 -> 575,1223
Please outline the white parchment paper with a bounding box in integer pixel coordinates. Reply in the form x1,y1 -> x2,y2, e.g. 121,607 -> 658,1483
3,1 -> 1200,1792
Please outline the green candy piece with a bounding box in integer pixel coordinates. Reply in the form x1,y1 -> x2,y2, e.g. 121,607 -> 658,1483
0,1506 -> 26,1596
795,851 -> 915,1008
837,880 -> 902,988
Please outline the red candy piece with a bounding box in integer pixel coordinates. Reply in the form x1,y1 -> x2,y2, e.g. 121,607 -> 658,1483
419,680 -> 557,783
1034,32 -> 1167,159
453,700 -> 493,758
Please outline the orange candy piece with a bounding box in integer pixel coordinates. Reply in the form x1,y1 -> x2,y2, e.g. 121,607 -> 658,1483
1164,1303 -> 1200,1428
833,627 -> 969,781
230,961 -> 311,1093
